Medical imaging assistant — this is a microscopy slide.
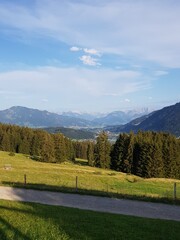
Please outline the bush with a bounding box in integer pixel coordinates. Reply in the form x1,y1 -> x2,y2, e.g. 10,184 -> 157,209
31,155 -> 41,161
9,152 -> 15,157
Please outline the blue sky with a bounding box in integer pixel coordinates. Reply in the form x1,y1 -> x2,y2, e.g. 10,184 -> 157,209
0,0 -> 180,113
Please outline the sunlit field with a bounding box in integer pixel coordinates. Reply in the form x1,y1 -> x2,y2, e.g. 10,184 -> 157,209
0,151 -> 179,203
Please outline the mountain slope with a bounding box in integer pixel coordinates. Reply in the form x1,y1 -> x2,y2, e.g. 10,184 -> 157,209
0,106 -> 92,128
0,106 -> 149,128
106,102 -> 180,136
44,127 -> 95,140
92,110 -> 149,126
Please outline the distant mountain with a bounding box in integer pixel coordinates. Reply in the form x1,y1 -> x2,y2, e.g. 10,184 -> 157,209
0,106 -> 150,128
0,106 -> 92,128
61,111 -> 104,121
92,110 -> 149,126
106,102 -> 180,137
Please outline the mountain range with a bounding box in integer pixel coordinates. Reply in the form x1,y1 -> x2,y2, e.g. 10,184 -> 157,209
106,102 -> 180,137
0,106 -> 148,128
0,106 -> 91,128
0,103 -> 179,137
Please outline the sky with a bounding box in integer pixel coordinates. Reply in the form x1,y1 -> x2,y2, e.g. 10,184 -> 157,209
0,0 -> 180,113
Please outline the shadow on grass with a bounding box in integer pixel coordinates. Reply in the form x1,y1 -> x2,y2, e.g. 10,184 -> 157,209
1,181 -> 180,205
1,199 -> 180,240
0,201 -> 92,240
0,216 -> 32,240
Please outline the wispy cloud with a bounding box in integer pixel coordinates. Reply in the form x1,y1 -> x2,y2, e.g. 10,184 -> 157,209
154,70 -> 168,76
0,66 -> 150,98
83,48 -> 101,56
70,46 -> 81,52
79,55 -> 100,66
0,0 -> 180,68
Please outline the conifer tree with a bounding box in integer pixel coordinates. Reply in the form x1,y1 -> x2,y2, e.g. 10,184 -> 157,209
53,133 -> 66,163
94,131 -> 111,169
40,133 -> 55,163
87,141 -> 95,166
110,133 -> 126,172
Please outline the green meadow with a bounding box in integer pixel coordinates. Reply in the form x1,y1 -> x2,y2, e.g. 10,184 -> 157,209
0,200 -> 180,240
0,151 -> 179,203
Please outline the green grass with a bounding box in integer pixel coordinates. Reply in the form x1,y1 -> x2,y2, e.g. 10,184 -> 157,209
0,200 -> 180,240
0,151 -> 179,203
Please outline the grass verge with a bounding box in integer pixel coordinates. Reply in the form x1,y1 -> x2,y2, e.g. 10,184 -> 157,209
0,200 -> 180,240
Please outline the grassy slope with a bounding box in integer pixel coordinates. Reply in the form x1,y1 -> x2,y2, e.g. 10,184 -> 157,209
0,151 -> 179,202
1,200 -> 180,240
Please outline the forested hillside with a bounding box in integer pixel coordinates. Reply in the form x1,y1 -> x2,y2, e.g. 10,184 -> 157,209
110,131 -> 180,179
0,123 -> 179,179
0,123 -> 75,163
107,102 -> 180,137
44,127 -> 95,140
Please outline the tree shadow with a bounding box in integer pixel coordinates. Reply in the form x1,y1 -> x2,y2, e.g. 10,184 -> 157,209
1,185 -> 180,239
0,216 -> 32,240
0,200 -> 74,240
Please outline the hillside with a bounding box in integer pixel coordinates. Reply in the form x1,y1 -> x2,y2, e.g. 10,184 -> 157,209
106,102 -> 180,137
0,106 -> 92,128
44,127 -> 95,140
0,151 -> 179,202
0,106 -> 149,128
92,110 -> 149,126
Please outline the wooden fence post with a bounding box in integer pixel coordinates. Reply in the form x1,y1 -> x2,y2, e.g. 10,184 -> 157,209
24,174 -> 27,185
174,183 -> 176,200
76,176 -> 78,192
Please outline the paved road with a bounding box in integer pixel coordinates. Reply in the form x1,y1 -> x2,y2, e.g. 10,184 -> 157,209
0,186 -> 180,221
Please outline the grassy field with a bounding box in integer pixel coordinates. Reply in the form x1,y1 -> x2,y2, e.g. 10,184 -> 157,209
0,151 -> 179,203
0,200 -> 180,240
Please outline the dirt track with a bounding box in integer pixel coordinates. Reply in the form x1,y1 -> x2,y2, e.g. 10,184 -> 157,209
0,186 -> 180,221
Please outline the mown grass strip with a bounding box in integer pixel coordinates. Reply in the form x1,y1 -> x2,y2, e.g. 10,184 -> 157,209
1,200 -> 180,240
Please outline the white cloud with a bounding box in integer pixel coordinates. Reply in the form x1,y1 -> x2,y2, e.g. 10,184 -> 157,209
0,66 -> 149,96
70,46 -> 81,52
125,98 -> 131,102
0,0 -> 180,68
79,55 -> 100,66
154,70 -> 168,76
0,65 -> 157,111
83,48 -> 101,56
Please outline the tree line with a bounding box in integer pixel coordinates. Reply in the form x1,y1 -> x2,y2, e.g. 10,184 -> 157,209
0,123 -> 179,179
73,131 -> 180,179
0,124 -> 74,162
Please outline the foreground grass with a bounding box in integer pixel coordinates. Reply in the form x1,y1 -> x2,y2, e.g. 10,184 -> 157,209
0,200 -> 180,240
0,151 -> 179,203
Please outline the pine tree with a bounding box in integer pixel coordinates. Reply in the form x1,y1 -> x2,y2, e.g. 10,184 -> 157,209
122,132 -> 135,173
87,141 -> 95,166
0,133 -> 11,151
110,133 -> 126,172
40,133 -> 55,163
94,131 -> 111,169
53,133 -> 66,163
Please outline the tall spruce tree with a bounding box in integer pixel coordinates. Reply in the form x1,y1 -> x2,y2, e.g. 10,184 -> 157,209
87,141 -> 95,166
94,131 -> 111,169
110,133 -> 126,172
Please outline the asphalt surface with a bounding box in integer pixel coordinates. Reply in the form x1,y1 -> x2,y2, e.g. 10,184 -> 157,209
0,186 -> 180,221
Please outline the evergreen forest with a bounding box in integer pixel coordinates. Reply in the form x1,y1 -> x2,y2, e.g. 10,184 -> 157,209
0,123 -> 179,179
